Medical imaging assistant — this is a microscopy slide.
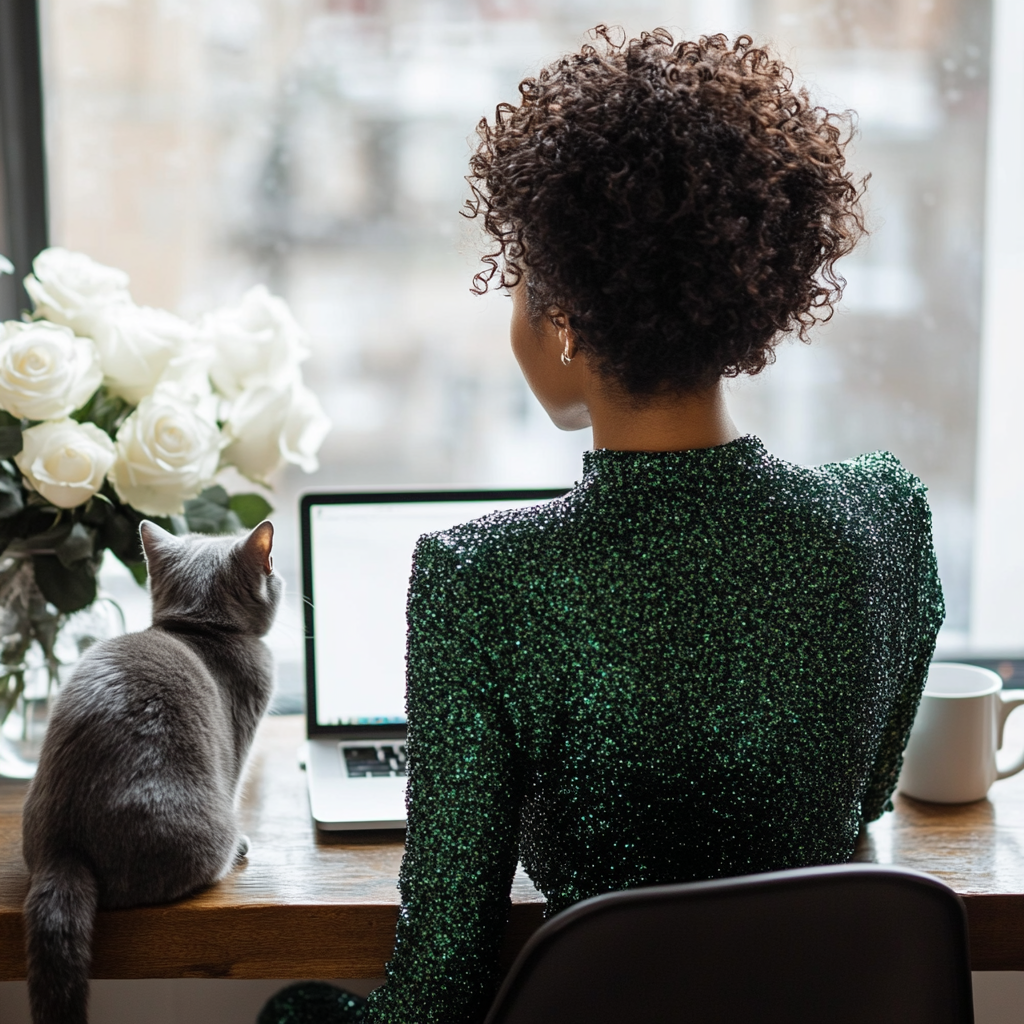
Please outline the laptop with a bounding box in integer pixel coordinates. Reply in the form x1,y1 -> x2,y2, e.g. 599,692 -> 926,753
300,488 -> 566,830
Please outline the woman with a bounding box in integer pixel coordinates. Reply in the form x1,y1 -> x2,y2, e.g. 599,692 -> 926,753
263,28 -> 943,1024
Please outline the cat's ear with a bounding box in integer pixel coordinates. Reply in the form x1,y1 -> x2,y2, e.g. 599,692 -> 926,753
139,521 -> 180,569
240,521 -> 274,575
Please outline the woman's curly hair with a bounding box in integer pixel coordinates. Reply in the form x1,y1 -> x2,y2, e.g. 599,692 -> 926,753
465,27 -> 866,398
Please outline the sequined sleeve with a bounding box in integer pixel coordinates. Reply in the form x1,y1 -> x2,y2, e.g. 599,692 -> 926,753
365,534 -> 521,1024
859,461 -> 945,822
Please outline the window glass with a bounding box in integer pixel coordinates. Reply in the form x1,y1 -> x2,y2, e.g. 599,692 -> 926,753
38,0 -> 992,700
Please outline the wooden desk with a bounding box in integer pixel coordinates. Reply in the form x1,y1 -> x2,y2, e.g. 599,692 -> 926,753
0,715 -> 544,980
2,714 -> 1024,979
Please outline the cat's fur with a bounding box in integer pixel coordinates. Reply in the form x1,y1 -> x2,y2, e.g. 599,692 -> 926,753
21,520 -> 281,1024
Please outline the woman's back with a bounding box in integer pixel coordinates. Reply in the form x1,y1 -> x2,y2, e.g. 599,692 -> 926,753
499,440 -> 939,900
369,437 -> 942,1022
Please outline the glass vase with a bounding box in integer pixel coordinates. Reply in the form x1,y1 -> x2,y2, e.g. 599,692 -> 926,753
0,551 -> 124,778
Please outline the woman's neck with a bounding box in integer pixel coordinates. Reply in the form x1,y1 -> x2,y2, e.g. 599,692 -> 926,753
587,380 -> 741,452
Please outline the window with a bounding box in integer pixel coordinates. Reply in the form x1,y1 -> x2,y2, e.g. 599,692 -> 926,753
5,0 -> 1016,707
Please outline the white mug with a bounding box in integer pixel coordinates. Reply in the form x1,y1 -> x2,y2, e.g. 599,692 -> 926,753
897,662 -> 1024,803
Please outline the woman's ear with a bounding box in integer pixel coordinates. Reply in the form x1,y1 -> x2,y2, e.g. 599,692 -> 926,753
139,521 -> 180,569
549,311 -> 577,364
547,307 -> 567,332
240,521 -> 274,575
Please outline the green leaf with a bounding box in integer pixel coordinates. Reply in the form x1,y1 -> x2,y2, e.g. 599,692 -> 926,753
182,504 -> 228,534
183,486 -> 235,534
55,523 -> 95,568
101,510 -> 144,565
199,485 -> 229,508
0,472 -> 23,519
0,425 -> 22,458
0,409 -> 20,427
229,493 -> 273,529
24,519 -> 71,551
73,388 -> 131,437
32,554 -> 98,613
81,497 -> 111,528
0,522 -> 15,558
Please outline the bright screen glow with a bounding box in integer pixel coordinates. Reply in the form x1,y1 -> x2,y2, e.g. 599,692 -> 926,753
310,498 -> 551,727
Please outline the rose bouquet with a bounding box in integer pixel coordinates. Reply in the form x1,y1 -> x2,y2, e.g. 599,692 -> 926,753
0,247 -> 330,729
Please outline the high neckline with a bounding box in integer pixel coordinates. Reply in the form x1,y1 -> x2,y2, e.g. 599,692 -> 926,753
581,434 -> 766,487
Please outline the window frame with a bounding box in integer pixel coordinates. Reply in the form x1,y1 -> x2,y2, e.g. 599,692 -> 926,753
968,0 -> 1024,655
0,0 -> 49,320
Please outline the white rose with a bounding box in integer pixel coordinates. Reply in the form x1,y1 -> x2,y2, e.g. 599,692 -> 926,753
110,386 -> 223,515
24,248 -> 132,336
0,321 -> 102,420
89,303 -> 195,405
222,380 -> 330,482
15,419 -> 115,509
199,285 -> 310,399
155,339 -> 216,405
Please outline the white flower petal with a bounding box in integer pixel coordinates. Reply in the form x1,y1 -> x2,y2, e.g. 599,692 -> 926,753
282,383 -> 331,474
15,419 -> 115,509
110,389 -> 223,515
220,384 -> 293,482
0,321 -> 102,420
90,304 -> 194,404
25,247 -> 132,336
199,285 -> 310,400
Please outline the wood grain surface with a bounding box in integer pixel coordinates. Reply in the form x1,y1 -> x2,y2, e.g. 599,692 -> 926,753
3,714 -> 1024,978
0,715 -> 543,980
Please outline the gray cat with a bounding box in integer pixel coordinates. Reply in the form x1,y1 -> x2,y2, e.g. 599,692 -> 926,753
21,520 -> 281,1024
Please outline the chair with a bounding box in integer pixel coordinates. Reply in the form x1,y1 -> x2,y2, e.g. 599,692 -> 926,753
484,863 -> 974,1024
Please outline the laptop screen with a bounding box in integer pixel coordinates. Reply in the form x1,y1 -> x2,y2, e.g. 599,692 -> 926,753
302,490 -> 566,735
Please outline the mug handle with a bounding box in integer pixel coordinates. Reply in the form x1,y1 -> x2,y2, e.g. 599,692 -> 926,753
996,690 -> 1024,779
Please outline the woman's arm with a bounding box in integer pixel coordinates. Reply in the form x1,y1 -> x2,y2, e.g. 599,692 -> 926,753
365,533 -> 522,1024
860,477 -> 945,823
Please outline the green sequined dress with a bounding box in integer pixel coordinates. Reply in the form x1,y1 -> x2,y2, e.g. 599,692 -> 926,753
264,436 -> 944,1024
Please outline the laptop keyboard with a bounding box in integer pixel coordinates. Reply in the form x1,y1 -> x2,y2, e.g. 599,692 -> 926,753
342,743 -> 408,778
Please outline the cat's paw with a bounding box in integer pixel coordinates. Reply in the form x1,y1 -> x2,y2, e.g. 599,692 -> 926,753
235,835 -> 250,862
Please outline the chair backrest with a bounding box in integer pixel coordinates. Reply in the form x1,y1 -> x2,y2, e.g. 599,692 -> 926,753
484,863 -> 973,1024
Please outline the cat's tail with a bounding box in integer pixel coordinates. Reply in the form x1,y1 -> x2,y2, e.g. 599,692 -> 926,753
24,856 -> 98,1024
